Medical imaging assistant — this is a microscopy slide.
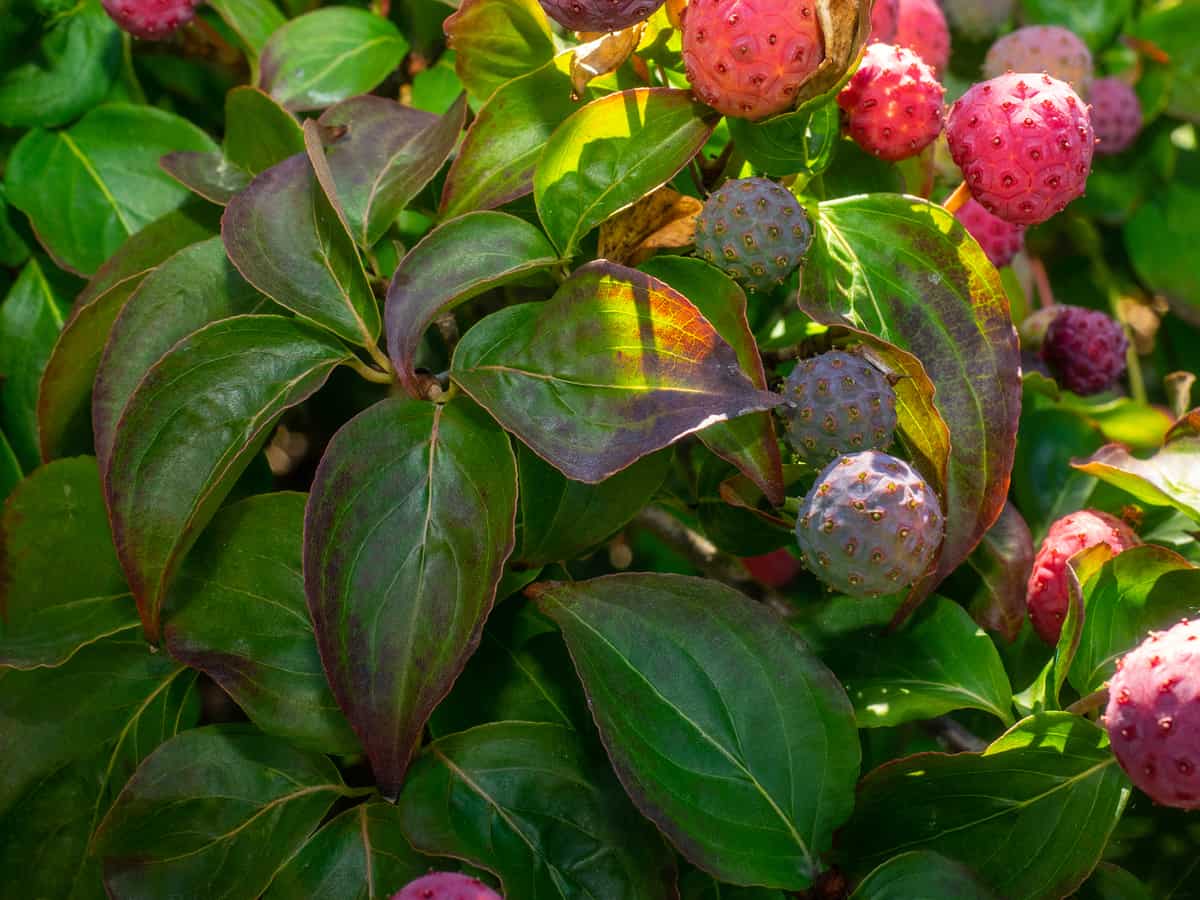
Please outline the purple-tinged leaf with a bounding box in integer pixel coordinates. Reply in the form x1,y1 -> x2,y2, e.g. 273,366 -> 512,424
304,398 -> 517,798
443,0 -> 555,103
385,211 -> 559,398
105,315 -> 352,641
161,152 -> 250,206
967,500 -> 1034,642
451,260 -> 782,483
1072,437 -> 1200,523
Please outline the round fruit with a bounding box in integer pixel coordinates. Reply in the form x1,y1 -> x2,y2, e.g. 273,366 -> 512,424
682,0 -> 825,121
392,872 -> 502,900
946,73 -> 1094,226
1105,618 -> 1200,810
869,0 -> 899,42
795,451 -> 944,599
101,0 -> 201,39
741,549 -> 804,588
781,350 -> 898,463
983,25 -> 1093,95
1041,305 -> 1128,396
694,177 -> 812,292
838,42 -> 945,161
1091,77 -> 1143,155
1026,509 -> 1139,644
538,0 -> 664,32
955,197 -> 1025,267
941,0 -> 1013,40
894,0 -> 950,74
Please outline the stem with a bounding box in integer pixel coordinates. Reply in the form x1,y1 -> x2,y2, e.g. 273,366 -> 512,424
942,181 -> 970,215
1066,688 -> 1109,718
633,506 -> 755,588
922,717 -> 987,753
365,341 -> 394,377
1029,255 -> 1057,310
350,356 -> 394,385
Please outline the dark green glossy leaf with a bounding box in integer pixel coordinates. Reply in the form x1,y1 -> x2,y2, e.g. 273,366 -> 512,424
726,102 -> 840,178
849,852 -> 998,900
679,868 -> 786,899
801,195 -> 1022,592
444,0 -> 555,102
1125,183 -> 1200,308
304,398 -> 517,798
223,154 -> 381,347
0,458 -> 135,669
0,431 -> 18,503
385,211 -> 559,398
1014,407 -> 1102,538
209,0 -> 287,61
309,94 -> 466,248
1130,4 -> 1200,122
967,500 -> 1035,642
398,721 -> 678,899
536,88 -> 717,257
164,493 -> 358,754
838,714 -> 1131,899
1072,437 -> 1200,523
92,237 -> 270,471
451,261 -> 780,483
94,726 -> 351,900
1074,863 -> 1154,900
532,573 -> 860,889
106,315 -> 352,641
258,8 -> 409,112
264,802 -> 434,900
4,105 -> 218,275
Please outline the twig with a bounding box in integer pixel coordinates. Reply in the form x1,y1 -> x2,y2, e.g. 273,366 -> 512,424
633,507 -> 755,586
942,181 -> 970,215
1029,254 -> 1057,310
1066,688 -> 1109,718
923,716 -> 987,753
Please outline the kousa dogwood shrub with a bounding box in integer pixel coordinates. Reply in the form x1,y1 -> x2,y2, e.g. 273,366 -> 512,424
1,0 -> 1200,898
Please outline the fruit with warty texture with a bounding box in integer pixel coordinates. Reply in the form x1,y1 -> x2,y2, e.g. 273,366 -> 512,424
392,872 -> 502,900
681,0 -> 826,121
538,0 -> 665,32
781,351 -> 898,463
795,451 -> 944,599
1105,618 -> 1200,810
694,176 -> 813,293
1090,77 -> 1143,155
1025,509 -> 1139,644
101,0 -> 201,39
894,0 -> 950,74
869,0 -> 899,42
955,197 -> 1025,267
941,0 -> 1013,40
946,73 -> 1094,226
838,42 -> 946,161
983,25 -> 1093,95
1041,305 -> 1129,396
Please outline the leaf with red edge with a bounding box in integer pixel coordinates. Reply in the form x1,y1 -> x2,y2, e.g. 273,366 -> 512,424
304,397 -> 517,799
1072,437 -> 1200,523
450,260 -> 782,483
444,0 -> 555,103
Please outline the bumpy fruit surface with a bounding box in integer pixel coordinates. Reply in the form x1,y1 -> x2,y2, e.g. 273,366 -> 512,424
101,0 -> 200,39
946,73 -> 1094,226
1026,509 -> 1139,644
893,0 -> 950,73
955,197 -> 1025,267
1105,619 -> 1200,810
941,0 -> 1012,40
1090,77 -> 1143,155
838,43 -> 945,161
538,0 -> 664,32
392,873 -> 502,900
1041,305 -> 1128,395
795,451 -> 944,599
682,0 -> 825,121
781,351 -> 898,463
983,25 -> 1093,94
694,177 -> 812,292
869,0 -> 898,42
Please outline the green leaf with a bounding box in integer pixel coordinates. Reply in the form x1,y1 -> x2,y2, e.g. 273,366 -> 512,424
849,852 -> 998,900
0,258 -> 65,469
208,0 -> 287,61
163,493 -> 358,754
1074,863 -> 1154,900
640,256 -> 785,506
0,458 -> 136,669
444,0 -> 555,102
1125,182 -> 1200,311
223,154 -> 381,347
440,59 -> 584,218
838,713 -> 1131,900
1130,4 -> 1200,123
451,261 -> 780,483
264,802 -> 435,899
829,597 -> 1014,728
0,0 -> 121,128
800,195 -> 1022,592
0,431 -> 19,504
1013,406 -> 1103,538
1072,437 -> 1200,523
967,500 -> 1035,642
258,8 -> 409,112
398,721 -> 678,898
0,634 -> 194,816
532,573 -> 860,890
4,105 -> 218,275
517,443 -> 670,567
105,315 -> 352,641
1017,0 -> 1133,50
308,94 -> 466,249
679,868 -> 787,899
726,101 -> 840,178
536,88 -> 717,257
91,237 -> 270,471
159,152 -> 251,207
385,210 -> 559,398
1068,545 -> 1200,695
94,726 -> 351,899
304,398 -> 518,798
